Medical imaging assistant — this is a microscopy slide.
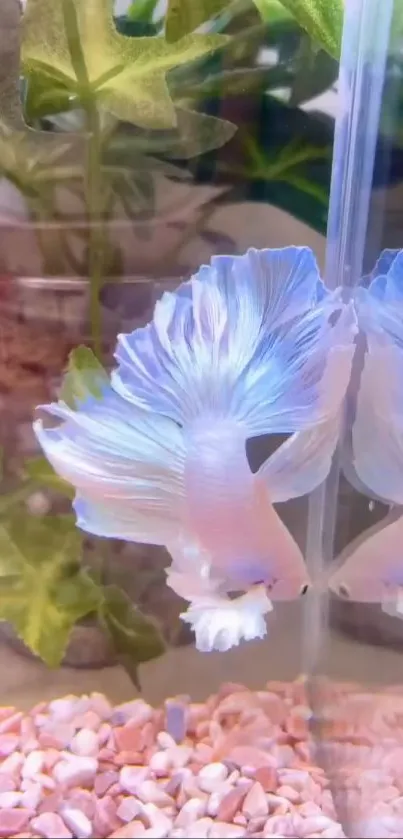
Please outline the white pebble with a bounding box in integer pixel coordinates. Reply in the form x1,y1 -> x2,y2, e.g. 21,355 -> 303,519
53,756 -> 98,788
136,780 -> 173,806
61,807 -> 93,839
299,815 -> 339,836
21,784 -> 42,810
168,746 -> 193,770
157,732 -> 177,750
49,698 -> 78,723
117,797 -> 141,822
149,752 -> 171,776
210,824 -> 246,838
119,766 -> 149,795
0,791 -> 22,808
141,802 -> 172,837
198,763 -> 228,793
187,818 -> 214,838
175,798 -> 207,828
70,728 -> 99,757
1,752 -> 23,774
22,749 -> 45,778
207,791 -> 225,817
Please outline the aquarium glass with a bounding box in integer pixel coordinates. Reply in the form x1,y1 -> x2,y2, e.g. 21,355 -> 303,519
0,0 -> 400,837
309,1 -> 403,838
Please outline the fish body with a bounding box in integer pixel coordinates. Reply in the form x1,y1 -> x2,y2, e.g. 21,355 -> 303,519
34,247 -> 356,651
330,248 -> 403,614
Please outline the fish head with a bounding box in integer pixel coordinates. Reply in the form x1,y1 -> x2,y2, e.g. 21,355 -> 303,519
328,514 -> 403,605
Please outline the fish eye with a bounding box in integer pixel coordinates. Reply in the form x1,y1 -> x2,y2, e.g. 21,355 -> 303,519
300,584 -> 309,596
338,583 -> 351,599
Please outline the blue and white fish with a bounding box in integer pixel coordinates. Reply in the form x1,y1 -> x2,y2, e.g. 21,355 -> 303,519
35,247 -> 357,652
329,249 -> 403,615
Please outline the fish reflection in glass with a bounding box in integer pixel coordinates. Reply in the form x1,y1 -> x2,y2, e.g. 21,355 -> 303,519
329,249 -> 403,617
34,247 -> 356,652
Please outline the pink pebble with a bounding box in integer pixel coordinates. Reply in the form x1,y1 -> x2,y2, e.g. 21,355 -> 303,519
111,701 -> 153,727
94,770 -> 119,796
217,787 -> 250,822
72,711 -> 101,732
93,795 -> 120,838
110,821 -> 146,838
116,796 -> 141,823
90,694 -> 112,721
0,807 -> 32,837
31,812 -> 73,838
276,785 -> 300,804
115,722 -> 145,753
39,725 -> 75,750
1,752 -> 23,775
228,748 -> 275,770
98,724 -> 112,747
0,735 -> 19,757
0,713 -> 23,735
38,792 -> 64,815
66,790 -> 96,820
242,782 -> 269,819
0,775 -> 16,792
0,708 -> 17,723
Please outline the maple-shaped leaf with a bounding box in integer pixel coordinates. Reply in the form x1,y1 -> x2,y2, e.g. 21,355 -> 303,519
21,0 -> 228,129
165,0 -> 229,42
100,585 -> 165,690
24,456 -> 75,500
254,0 -> 343,57
0,120 -> 82,196
0,513 -> 101,667
60,346 -> 109,409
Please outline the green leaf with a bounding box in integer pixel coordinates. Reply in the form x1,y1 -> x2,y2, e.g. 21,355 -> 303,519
166,0 -> 229,42
22,0 -> 229,129
24,457 -> 75,500
127,0 -> 160,23
100,585 -> 165,690
0,513 -> 101,667
60,346 -> 109,409
252,0 -> 293,24
254,0 -> 343,57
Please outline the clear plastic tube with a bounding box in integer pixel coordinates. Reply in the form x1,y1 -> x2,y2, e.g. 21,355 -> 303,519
303,0 -> 394,676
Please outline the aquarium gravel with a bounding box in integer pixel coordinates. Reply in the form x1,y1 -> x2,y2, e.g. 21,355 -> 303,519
0,680 -> 348,839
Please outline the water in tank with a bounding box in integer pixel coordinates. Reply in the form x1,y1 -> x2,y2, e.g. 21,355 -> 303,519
0,0 -> 399,837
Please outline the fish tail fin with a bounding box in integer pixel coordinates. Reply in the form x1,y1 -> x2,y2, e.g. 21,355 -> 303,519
112,247 -> 353,435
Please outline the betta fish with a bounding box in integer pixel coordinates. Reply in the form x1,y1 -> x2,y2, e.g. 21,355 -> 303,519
34,247 -> 356,652
329,249 -> 403,615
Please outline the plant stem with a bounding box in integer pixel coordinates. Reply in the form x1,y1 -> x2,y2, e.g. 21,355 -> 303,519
84,99 -> 103,359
